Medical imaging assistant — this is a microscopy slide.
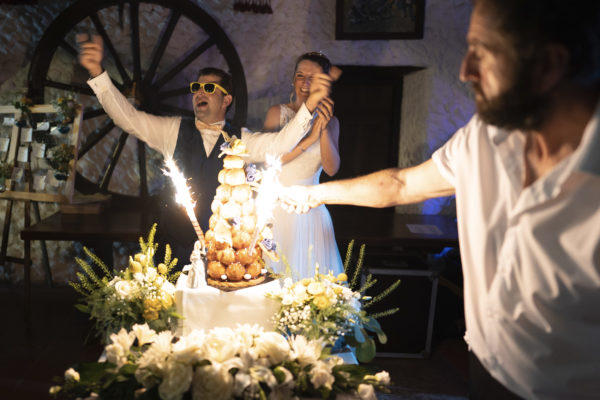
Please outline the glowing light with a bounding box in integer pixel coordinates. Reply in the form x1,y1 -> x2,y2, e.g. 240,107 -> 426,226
163,157 -> 205,248
248,154 -> 282,253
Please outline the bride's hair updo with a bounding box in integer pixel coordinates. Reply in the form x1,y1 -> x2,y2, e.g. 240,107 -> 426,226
293,52 -> 331,75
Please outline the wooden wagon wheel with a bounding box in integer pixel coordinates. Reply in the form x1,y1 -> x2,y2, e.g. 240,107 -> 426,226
27,0 -> 247,200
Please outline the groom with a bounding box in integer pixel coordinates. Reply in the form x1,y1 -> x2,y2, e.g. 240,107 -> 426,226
78,34 -> 333,265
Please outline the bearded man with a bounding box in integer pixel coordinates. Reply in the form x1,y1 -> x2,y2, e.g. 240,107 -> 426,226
281,1 -> 600,398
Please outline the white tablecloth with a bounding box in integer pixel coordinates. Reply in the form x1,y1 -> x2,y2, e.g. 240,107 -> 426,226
175,274 -> 282,335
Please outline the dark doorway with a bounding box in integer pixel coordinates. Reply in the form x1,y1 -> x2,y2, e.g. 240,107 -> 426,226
325,65 -> 421,225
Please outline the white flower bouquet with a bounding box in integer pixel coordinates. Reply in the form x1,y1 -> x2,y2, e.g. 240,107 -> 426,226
71,224 -> 181,344
269,242 -> 400,362
50,324 -> 391,400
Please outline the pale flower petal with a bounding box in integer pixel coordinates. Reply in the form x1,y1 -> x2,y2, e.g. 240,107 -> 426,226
255,332 -> 290,365
132,323 -> 157,346
158,362 -> 193,400
64,367 -> 80,382
357,383 -> 376,400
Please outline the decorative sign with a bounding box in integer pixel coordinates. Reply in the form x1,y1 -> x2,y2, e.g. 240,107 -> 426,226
0,103 -> 82,203
17,145 -> 29,162
0,137 -> 9,152
21,127 -> 33,143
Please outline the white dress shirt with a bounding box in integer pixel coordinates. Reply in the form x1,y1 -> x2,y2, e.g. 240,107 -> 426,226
432,105 -> 600,399
87,71 -> 314,162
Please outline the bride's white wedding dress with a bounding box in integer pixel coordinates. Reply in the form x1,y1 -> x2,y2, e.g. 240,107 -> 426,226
269,104 -> 344,279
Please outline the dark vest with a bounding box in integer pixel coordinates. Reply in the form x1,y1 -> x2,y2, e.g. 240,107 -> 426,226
156,119 -> 239,265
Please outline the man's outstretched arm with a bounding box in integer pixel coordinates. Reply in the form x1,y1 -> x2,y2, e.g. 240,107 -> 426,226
280,159 -> 455,213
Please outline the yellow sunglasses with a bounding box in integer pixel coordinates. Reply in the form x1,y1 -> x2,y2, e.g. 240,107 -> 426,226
189,82 -> 229,95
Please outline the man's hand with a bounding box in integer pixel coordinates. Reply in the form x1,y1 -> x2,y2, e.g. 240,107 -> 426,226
278,185 -> 321,214
77,34 -> 104,78
305,73 -> 332,113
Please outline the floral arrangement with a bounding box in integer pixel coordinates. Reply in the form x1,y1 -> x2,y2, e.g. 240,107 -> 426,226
47,143 -> 75,178
52,94 -> 80,128
50,323 -> 391,400
269,241 -> 400,362
71,224 -> 181,344
13,96 -> 34,127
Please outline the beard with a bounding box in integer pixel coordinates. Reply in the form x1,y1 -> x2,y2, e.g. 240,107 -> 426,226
473,64 -> 551,131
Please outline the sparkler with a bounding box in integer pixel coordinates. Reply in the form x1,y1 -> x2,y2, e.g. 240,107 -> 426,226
248,154 -> 282,254
163,157 -> 205,249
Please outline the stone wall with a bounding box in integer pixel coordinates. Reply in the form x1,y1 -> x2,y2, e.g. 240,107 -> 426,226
0,0 -> 474,284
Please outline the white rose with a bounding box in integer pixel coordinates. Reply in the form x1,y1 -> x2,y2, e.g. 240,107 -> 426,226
192,364 -> 234,400
105,342 -> 128,368
158,361 -> 193,400
109,328 -> 136,350
49,386 -> 61,395
145,266 -> 157,282
307,281 -> 324,295
134,272 -> 145,282
202,328 -> 240,363
162,280 -> 176,295
64,367 -> 80,382
255,332 -> 290,365
283,278 -> 294,288
114,280 -> 133,299
289,335 -> 323,366
357,383 -> 376,400
172,332 -> 206,365
309,360 -> 334,390
132,323 -> 157,346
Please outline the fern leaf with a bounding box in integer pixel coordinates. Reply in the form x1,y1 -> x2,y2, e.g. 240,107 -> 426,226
147,223 -> 157,250
368,308 -> 400,319
75,272 -> 94,292
83,247 -> 110,278
75,256 -> 102,287
366,279 -> 401,307
350,244 -> 366,290
164,244 -> 172,267
343,240 -> 355,273
69,281 -> 88,296
358,274 -> 377,293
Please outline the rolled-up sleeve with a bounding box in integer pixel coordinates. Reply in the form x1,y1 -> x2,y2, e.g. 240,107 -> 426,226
242,103 -> 314,163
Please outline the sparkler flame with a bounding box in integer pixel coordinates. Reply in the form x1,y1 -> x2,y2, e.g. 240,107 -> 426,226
163,157 -> 205,248
249,154 -> 282,253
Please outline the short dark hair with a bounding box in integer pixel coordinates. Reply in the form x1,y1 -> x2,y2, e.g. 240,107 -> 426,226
474,0 -> 600,85
293,52 -> 332,75
197,67 -> 233,94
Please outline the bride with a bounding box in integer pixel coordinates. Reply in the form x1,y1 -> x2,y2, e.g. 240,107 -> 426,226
263,52 -> 343,279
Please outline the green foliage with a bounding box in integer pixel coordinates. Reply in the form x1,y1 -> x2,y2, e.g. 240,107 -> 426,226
70,223 -> 181,344
341,241 -> 401,362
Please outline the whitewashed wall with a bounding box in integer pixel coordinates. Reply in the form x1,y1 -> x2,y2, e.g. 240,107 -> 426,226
0,0 -> 474,284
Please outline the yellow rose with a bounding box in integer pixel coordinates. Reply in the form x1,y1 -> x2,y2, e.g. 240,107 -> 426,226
313,294 -> 331,309
129,257 -> 143,273
161,293 -> 173,308
336,273 -> 348,282
157,263 -> 167,275
333,286 -> 343,295
144,298 -> 162,310
143,308 -> 159,321
134,253 -> 147,266
301,278 -> 312,287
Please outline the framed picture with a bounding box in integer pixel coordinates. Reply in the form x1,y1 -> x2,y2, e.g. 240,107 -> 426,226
336,0 -> 425,40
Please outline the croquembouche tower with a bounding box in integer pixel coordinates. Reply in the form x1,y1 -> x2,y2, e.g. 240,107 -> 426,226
203,138 -> 276,289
